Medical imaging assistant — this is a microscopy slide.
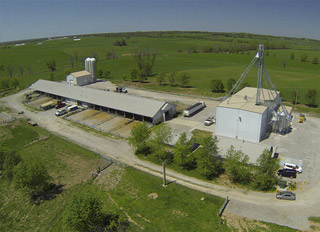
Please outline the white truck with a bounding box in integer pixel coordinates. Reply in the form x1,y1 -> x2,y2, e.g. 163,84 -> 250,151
183,101 -> 206,117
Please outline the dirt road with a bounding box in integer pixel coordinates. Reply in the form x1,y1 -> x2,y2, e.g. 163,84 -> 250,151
2,89 -> 319,231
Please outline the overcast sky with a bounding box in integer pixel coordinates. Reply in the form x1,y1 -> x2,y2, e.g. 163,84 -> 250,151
1,0 -> 319,42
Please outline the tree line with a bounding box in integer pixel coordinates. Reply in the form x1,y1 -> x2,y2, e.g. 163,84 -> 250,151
129,123 -> 279,191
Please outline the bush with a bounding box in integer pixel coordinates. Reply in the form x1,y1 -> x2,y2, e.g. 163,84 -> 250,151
13,158 -> 52,198
306,88 -> 318,107
210,79 -> 224,93
2,151 -> 21,179
223,146 -> 252,184
63,185 -> 126,232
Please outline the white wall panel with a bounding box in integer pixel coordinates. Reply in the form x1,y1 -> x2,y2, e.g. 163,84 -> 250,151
216,107 -> 238,139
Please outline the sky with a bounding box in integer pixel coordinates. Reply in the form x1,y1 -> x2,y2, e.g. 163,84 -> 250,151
0,0 -> 319,42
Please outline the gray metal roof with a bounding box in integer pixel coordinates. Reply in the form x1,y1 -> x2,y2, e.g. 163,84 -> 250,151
30,79 -> 167,118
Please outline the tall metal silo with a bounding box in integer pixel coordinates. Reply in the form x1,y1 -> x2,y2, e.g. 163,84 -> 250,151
90,58 -> 97,82
85,58 -> 90,72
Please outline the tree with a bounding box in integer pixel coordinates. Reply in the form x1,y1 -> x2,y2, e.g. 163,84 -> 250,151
106,50 -> 117,60
73,49 -> 79,62
306,88 -> 318,107
312,57 -> 319,64
291,90 -> 299,105
7,64 -> 13,78
130,68 -> 139,82
0,78 -> 10,89
256,149 -> 279,174
27,66 -> 33,75
152,124 -> 172,146
49,73 -> 55,81
13,159 -> 52,198
240,81 -> 250,90
290,53 -> 295,60
168,72 -> 176,86
210,79 -> 224,93
223,146 -> 251,184
97,68 -> 104,79
226,78 -> 236,92
2,151 -> 21,180
300,54 -> 308,62
253,149 -> 279,191
63,186 -> 125,232
282,58 -> 288,68
19,65 -> 24,76
70,55 -> 74,68
156,72 -> 166,85
174,132 -> 192,167
128,123 -> 151,154
46,59 -> 56,72
11,78 -> 19,89
0,64 -> 4,74
196,136 -> 223,179
132,49 -> 157,81
178,72 -> 191,87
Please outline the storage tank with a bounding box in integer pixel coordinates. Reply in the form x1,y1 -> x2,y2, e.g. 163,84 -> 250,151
90,58 -> 97,82
85,58 -> 90,72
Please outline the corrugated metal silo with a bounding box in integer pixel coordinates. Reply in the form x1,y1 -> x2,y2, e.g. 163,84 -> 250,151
90,58 -> 97,82
85,58 -> 90,72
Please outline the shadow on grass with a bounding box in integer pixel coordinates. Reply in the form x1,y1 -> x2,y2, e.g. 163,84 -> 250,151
32,183 -> 64,205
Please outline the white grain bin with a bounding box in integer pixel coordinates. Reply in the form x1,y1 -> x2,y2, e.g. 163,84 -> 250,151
90,58 -> 97,82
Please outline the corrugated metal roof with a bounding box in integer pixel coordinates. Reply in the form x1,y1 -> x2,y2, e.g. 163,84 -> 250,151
218,87 -> 279,114
70,70 -> 91,78
30,79 -> 166,118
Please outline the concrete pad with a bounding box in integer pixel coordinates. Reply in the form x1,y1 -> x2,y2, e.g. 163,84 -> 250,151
279,156 -> 304,169
216,135 -> 271,163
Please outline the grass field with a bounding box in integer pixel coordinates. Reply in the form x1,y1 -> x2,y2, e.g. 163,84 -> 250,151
1,31 -> 319,114
0,120 -> 298,231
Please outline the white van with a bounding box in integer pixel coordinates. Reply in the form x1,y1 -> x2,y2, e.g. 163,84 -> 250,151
66,105 -> 78,112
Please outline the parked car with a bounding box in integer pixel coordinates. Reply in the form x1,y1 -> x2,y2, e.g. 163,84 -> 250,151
121,87 -> 128,93
56,102 -> 66,109
55,109 -> 68,117
204,116 -> 216,126
284,162 -> 302,173
66,105 -> 78,112
276,191 -> 296,200
277,169 -> 297,178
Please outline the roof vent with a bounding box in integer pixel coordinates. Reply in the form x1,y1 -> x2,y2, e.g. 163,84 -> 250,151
244,95 -> 248,100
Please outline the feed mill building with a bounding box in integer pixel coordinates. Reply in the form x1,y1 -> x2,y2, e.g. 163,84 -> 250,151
66,58 -> 97,86
216,87 -> 292,143
30,79 -> 176,124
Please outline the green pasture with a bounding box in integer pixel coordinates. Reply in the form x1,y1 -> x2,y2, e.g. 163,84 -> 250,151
0,32 -> 319,112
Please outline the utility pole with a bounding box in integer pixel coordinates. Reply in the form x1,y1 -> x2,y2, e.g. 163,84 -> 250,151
294,90 -> 298,109
162,159 -> 167,187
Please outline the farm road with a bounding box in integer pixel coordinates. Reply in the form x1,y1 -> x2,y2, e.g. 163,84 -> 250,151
2,89 -> 320,231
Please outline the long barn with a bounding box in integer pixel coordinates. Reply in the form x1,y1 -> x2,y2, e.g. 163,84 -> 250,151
30,79 -> 176,124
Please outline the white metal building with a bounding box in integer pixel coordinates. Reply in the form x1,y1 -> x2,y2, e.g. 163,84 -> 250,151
66,70 -> 93,86
216,87 -> 291,143
66,57 -> 97,86
30,79 -> 176,124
